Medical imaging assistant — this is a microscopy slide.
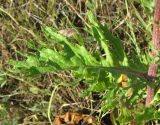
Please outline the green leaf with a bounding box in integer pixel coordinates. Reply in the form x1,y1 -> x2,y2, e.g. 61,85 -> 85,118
0,70 -> 7,88
87,11 -> 127,67
26,56 -> 40,67
40,48 -> 69,68
135,107 -> 158,123
117,107 -> 132,124
43,27 -> 99,66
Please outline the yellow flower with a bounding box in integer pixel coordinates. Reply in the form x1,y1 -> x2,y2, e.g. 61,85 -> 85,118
118,74 -> 128,88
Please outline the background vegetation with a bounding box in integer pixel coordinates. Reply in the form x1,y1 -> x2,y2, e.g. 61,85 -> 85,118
0,0 -> 159,125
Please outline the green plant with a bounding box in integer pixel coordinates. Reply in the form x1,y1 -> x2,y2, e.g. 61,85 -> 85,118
8,10 -> 160,124
136,0 -> 154,13
0,70 -> 7,87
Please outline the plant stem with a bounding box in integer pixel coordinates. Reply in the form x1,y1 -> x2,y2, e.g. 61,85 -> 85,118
146,64 -> 158,107
153,0 -> 160,50
48,85 -> 58,125
146,0 -> 160,107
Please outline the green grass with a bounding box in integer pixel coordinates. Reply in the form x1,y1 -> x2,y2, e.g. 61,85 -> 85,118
0,0 -> 160,125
